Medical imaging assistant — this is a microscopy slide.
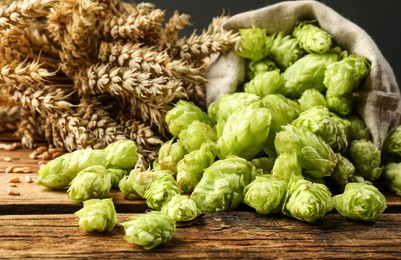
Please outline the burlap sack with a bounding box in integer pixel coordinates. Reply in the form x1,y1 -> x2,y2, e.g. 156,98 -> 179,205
205,0 -> 401,149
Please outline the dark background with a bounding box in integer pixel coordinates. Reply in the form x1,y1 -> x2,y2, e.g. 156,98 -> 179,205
134,0 -> 400,86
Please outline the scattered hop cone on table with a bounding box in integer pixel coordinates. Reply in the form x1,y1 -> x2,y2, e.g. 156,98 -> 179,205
282,175 -> 333,222
332,182 -> 387,222
67,165 -> 112,203
122,211 -> 176,250
74,198 -> 117,232
105,139 -> 138,170
161,194 -> 201,222
37,148 -> 107,189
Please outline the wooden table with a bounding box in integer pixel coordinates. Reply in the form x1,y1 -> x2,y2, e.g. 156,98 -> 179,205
1,141 -> 401,259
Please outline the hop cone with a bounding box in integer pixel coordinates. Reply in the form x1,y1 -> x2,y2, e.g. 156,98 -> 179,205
161,194 -> 201,222
292,20 -> 332,54
67,165 -> 112,203
107,168 -> 128,188
190,156 -> 255,213
246,58 -> 278,80
122,211 -> 176,250
244,69 -> 285,97
37,148 -> 107,189
118,168 -> 161,199
282,175 -> 333,222
243,175 -> 287,215
332,182 -> 387,222
383,163 -> 401,197
75,198 -> 117,232
236,26 -> 272,61
143,172 -> 181,210
269,31 -> 304,69
274,125 -> 338,179
178,120 -> 217,152
156,139 -> 187,173
327,153 -> 355,190
217,105 -> 271,160
271,152 -> 302,183
298,88 -> 328,112
165,100 -> 210,137
348,139 -> 383,182
104,139 -> 138,170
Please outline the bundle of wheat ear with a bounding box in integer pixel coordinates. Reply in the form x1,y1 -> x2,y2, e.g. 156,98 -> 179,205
0,0 -> 238,169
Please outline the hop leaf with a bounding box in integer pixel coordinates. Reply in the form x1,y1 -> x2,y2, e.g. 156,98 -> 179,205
122,211 -> 176,250
75,198 -> 117,232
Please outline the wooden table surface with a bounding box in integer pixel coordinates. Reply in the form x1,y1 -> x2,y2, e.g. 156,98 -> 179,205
1,140 -> 401,259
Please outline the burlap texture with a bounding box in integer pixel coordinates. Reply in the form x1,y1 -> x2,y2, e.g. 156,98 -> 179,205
204,0 -> 401,148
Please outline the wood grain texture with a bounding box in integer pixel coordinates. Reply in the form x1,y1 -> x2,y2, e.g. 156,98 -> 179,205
0,212 -> 400,259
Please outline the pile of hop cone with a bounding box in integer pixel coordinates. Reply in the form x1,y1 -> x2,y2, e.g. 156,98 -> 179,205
0,0 -> 238,168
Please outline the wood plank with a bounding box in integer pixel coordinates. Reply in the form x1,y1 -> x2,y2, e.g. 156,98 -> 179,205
0,212 -> 400,259
1,147 -> 401,214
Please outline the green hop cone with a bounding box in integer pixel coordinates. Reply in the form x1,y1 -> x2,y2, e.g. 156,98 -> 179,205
244,69 -> 285,97
246,58 -> 278,80
176,141 -> 216,194
207,92 -> 261,123
67,165 -> 112,203
122,211 -> 176,250
280,51 -> 339,99
217,105 -> 271,160
243,175 -> 287,215
324,54 -> 371,96
236,26 -> 272,61
382,163 -> 401,197
37,148 -> 107,189
269,31 -> 304,69
271,152 -> 302,183
325,92 -> 354,117
143,171 -> 181,210
348,139 -> 383,182
104,139 -> 138,170
343,115 -> 370,142
74,198 -> 117,232
298,88 -> 328,112
292,20 -> 332,54
107,168 -> 128,188
282,175 -> 333,222
382,124 -> 401,163
157,139 -> 187,173
291,106 -> 349,153
178,120 -> 217,152
274,125 -> 338,179
161,194 -> 201,222
250,157 -> 275,175
190,156 -> 255,213
327,153 -> 355,190
118,168 -> 161,199
332,182 -> 387,222
165,100 -> 210,137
